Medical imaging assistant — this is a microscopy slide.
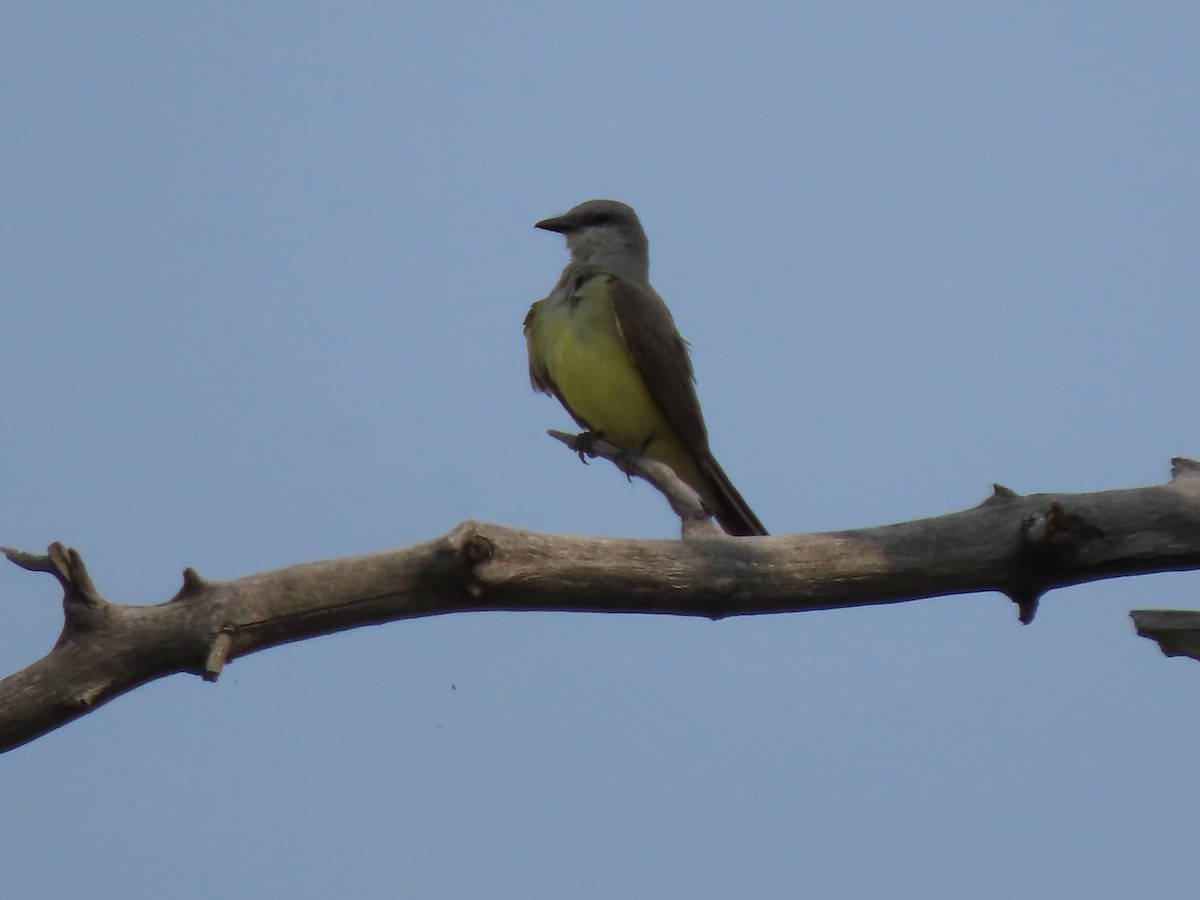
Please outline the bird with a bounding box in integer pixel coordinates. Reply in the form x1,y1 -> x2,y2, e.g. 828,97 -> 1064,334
523,199 -> 767,536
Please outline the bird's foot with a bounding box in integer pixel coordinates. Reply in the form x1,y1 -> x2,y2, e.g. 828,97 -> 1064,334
612,441 -> 653,483
573,431 -> 606,464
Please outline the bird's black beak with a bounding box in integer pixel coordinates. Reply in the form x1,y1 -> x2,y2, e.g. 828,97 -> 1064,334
535,214 -> 570,233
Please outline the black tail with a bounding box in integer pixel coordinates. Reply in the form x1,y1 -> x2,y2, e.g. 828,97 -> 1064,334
699,453 -> 768,536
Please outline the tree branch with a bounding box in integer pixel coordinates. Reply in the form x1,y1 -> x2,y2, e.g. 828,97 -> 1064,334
3,457 -> 1199,753
1130,610 -> 1200,663
546,429 -> 721,538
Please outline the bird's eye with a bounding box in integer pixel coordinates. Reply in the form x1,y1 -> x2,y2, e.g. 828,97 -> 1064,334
590,212 -> 611,225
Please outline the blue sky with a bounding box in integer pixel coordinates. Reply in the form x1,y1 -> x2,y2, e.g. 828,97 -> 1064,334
3,4 -> 1199,897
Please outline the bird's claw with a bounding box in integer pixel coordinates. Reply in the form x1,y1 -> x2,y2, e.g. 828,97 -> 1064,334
573,431 -> 605,464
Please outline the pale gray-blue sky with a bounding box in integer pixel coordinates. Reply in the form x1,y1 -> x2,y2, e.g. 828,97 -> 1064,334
3,4 -> 1199,898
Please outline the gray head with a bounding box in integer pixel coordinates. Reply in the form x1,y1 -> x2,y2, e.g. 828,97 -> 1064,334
535,199 -> 650,282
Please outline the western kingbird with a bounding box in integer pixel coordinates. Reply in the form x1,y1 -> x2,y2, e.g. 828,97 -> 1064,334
524,199 -> 767,536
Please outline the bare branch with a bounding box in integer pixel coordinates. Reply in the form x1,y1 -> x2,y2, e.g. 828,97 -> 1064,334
1130,610 -> 1200,663
547,429 -> 719,538
203,629 -> 236,682
2,459 -> 1200,752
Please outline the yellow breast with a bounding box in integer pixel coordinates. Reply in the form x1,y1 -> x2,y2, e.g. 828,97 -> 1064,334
530,273 -> 703,490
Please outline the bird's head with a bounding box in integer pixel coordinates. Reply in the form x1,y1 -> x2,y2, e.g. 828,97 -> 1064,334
536,199 -> 650,281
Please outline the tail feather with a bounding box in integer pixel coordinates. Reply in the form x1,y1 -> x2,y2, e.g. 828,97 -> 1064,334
698,454 -> 768,536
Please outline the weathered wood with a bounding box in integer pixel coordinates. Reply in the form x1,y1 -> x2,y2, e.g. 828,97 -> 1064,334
2,457 -> 1199,753
1130,610 -> 1200,662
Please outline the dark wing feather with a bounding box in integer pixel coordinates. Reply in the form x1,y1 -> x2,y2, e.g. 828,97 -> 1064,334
607,277 -> 710,456
610,277 -> 768,536
523,299 -> 552,393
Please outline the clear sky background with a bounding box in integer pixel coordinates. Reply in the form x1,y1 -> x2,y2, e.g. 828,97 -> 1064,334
3,4 -> 1199,898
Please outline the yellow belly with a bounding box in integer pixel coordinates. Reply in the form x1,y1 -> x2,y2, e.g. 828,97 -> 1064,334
534,275 -> 703,491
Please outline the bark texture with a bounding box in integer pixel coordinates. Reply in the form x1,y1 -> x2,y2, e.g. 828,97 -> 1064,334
3,457 -> 1199,753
